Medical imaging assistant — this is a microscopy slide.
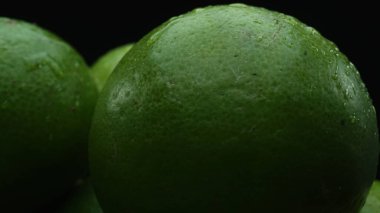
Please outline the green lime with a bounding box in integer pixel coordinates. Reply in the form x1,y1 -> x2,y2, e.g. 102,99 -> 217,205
0,17 -> 98,212
361,181 -> 380,212
55,179 -> 103,213
91,44 -> 133,91
89,4 -> 379,212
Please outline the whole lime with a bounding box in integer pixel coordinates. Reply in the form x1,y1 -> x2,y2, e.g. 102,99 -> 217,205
91,44 -> 133,91
89,4 -> 379,213
0,18 -> 98,212
361,181 -> 380,213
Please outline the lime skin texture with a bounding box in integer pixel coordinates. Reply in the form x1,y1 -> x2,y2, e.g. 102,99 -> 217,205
0,18 -> 98,212
89,4 -> 379,213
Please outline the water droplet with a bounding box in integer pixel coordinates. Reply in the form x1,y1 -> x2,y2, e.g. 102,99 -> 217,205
352,87 -> 357,96
74,60 -> 80,68
44,55 -> 64,78
343,89 -> 351,100
193,8 -> 205,13
349,114 -> 359,124
311,46 -> 319,52
229,3 -> 248,7
168,15 -> 179,22
306,26 -> 318,35
371,105 -> 376,113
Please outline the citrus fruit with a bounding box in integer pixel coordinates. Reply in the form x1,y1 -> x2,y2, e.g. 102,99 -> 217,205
91,44 -> 133,91
0,17 -> 98,212
55,179 -> 103,213
361,181 -> 380,212
89,4 -> 379,212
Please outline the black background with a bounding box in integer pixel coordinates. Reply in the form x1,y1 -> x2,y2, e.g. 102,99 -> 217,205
2,0 -> 379,179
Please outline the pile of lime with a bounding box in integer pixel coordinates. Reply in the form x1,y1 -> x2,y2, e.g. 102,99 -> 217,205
0,3 -> 378,213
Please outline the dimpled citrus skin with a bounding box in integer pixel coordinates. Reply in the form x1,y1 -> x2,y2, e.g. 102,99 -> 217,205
91,44 -> 133,91
0,18 -> 98,212
89,4 -> 378,213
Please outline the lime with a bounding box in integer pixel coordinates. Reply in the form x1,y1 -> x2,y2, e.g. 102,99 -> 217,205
91,44 -> 133,91
0,17 -> 98,212
55,179 -> 103,213
89,4 -> 379,212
